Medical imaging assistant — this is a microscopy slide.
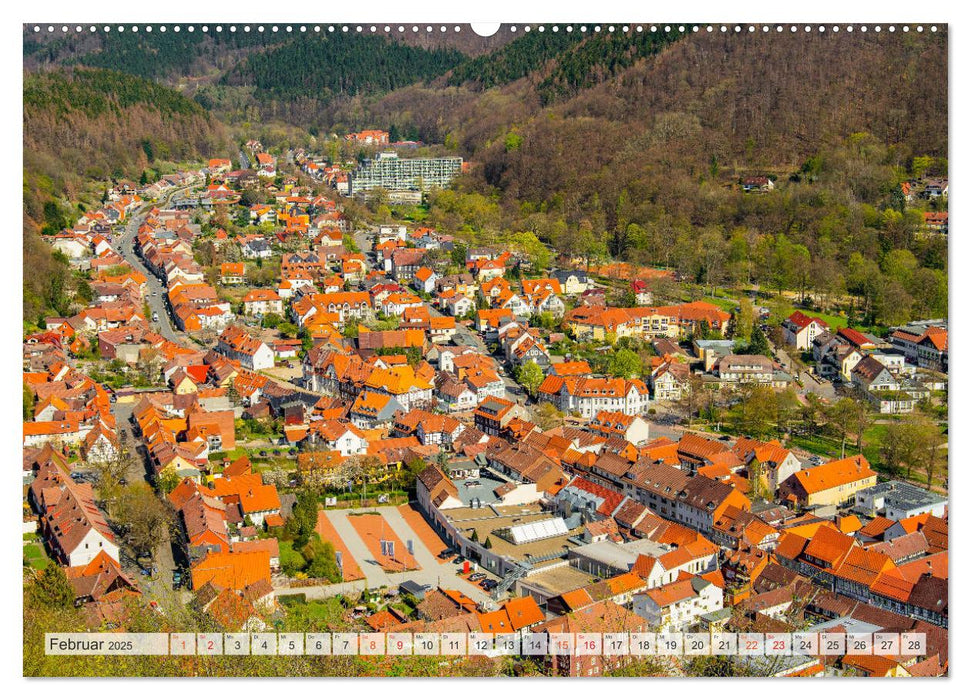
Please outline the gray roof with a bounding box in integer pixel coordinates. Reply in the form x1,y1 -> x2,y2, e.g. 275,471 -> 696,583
856,480 -> 946,510
552,270 -> 589,283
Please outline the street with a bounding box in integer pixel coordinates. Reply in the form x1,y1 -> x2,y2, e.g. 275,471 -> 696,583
115,186 -> 193,344
110,398 -> 182,598
774,343 -> 836,400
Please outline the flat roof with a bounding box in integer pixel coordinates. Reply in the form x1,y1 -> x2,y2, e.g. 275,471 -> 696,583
519,565 -> 598,597
446,506 -> 578,561
453,474 -> 507,506
568,539 -> 669,570
857,480 -> 947,508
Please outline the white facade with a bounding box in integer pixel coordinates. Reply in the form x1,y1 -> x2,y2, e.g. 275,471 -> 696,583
66,528 -> 121,568
633,579 -> 723,633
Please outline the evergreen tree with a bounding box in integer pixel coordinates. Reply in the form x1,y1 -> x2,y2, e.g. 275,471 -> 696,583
746,325 -> 771,356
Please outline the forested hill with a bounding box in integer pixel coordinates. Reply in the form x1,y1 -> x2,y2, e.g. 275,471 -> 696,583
345,28 -> 948,326
221,33 -> 466,99
23,67 -> 227,323
446,27 -> 685,104
23,25 -> 511,80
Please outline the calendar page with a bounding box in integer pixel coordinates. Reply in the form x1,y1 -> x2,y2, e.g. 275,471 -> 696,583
19,10 -> 949,681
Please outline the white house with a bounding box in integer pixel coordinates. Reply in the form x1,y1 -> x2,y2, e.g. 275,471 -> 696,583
445,295 -> 476,317
310,420 -> 368,457
782,312 -> 830,351
633,576 -> 723,633
216,326 -> 275,371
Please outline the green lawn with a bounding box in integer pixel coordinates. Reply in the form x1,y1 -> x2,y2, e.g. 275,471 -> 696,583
788,433 -> 844,460
23,542 -> 50,571
703,295 -> 740,313
788,422 -> 913,478
209,447 -> 248,463
811,311 -> 850,330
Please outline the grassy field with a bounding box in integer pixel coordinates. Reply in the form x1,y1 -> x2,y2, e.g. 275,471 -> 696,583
790,423 -> 887,463
810,310 -> 850,330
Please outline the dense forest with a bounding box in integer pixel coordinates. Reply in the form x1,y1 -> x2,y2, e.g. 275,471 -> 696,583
23,67 -> 227,324
446,28 -> 585,89
223,34 -> 466,99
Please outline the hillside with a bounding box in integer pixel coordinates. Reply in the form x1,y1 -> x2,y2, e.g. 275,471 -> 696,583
22,67 -> 228,323
224,33 -> 467,98
345,28 -> 948,325
22,28 -> 948,325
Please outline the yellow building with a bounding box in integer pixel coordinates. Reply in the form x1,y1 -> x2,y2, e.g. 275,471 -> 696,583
779,455 -> 878,508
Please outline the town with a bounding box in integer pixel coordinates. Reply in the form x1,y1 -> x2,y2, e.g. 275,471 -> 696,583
23,130 -> 948,678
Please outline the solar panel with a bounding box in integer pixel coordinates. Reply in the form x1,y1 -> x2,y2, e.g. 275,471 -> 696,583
509,517 -> 569,545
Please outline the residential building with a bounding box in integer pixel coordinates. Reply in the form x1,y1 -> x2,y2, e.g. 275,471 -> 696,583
778,455 -> 878,509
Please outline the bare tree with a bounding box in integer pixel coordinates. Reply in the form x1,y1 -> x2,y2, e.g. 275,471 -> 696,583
92,429 -> 137,510
115,482 -> 173,561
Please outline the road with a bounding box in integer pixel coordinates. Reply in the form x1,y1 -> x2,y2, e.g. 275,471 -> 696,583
111,401 -> 149,485
115,186 -> 193,344
109,398 -> 182,599
109,185 -> 195,598
285,507 -> 495,605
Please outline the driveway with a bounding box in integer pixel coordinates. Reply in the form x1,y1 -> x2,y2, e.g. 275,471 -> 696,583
774,344 -> 836,400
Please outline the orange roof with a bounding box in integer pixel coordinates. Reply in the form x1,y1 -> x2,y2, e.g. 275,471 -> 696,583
205,474 -> 281,514
834,547 -> 894,586
477,609 -> 513,633
559,588 -> 595,611
242,289 -> 281,303
221,262 -> 245,276
836,514 -> 863,534
803,526 -> 855,567
645,577 -> 707,608
23,420 -> 79,437
606,572 -> 645,595
365,609 -> 400,631
550,361 -> 592,376
502,596 -> 544,630
191,550 -> 270,591
790,455 -> 876,494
